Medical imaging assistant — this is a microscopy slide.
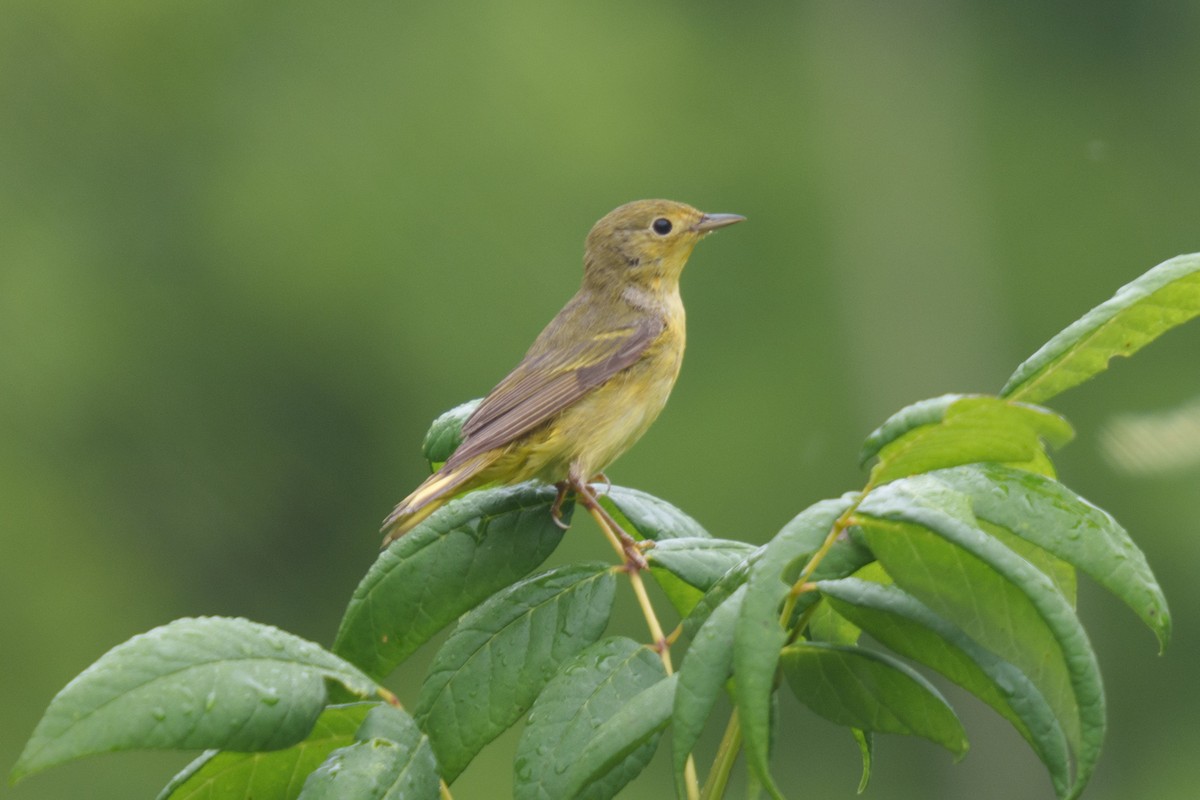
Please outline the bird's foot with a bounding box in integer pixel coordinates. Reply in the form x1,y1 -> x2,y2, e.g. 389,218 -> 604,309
570,476 -> 647,571
550,481 -> 572,530
618,534 -> 649,572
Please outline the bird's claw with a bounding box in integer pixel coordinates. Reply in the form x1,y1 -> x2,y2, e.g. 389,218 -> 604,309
622,541 -> 649,571
551,481 -> 572,530
589,472 -> 613,495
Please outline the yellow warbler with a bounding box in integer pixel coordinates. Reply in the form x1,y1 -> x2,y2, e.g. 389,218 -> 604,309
382,199 -> 744,560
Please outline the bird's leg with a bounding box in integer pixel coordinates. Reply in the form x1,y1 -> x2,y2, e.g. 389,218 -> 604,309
570,471 -> 647,571
569,467 -> 669,676
550,481 -> 572,530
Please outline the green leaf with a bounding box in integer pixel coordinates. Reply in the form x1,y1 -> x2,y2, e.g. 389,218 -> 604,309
558,674 -> 677,800
735,496 -> 857,800
857,484 -> 1105,799
13,617 -> 379,782
600,485 -> 711,616
818,578 -> 1071,797
780,642 -> 968,757
860,395 -> 1074,485
334,483 -> 566,680
422,398 -> 481,469
1002,253 -> 1200,404
778,526 -> 880,632
600,486 -> 710,541
158,703 -> 374,800
806,600 -> 861,646
927,464 -> 1171,650
979,519 -> 1077,606
673,585 -> 746,797
514,637 -> 666,800
656,577 -> 705,621
414,563 -> 616,781
646,537 -> 759,593
680,551 -> 759,641
298,704 -> 439,800
860,394 -> 970,466
853,729 -> 872,793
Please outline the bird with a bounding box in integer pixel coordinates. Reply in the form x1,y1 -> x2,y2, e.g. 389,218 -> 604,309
381,199 -> 744,561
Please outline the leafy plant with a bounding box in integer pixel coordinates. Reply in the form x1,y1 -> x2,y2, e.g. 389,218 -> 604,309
11,253 -> 1199,799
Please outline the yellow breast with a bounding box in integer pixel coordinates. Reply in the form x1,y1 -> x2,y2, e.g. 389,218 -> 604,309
509,308 -> 685,484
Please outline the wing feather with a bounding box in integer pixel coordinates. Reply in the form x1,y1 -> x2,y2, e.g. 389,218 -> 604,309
445,315 -> 663,468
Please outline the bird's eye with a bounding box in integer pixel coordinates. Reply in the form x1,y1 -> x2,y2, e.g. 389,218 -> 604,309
652,218 -> 673,235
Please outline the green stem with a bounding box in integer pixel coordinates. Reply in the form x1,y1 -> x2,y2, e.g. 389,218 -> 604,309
701,708 -> 742,800
778,486 -> 872,629
587,498 -> 698,797
685,756 -> 702,800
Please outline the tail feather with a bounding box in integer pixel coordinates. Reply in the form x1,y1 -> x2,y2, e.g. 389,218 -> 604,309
381,451 -> 500,546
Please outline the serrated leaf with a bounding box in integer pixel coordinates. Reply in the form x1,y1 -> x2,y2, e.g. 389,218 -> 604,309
647,537 -> 759,594
1002,253 -> 1200,404
856,485 -> 1104,799
735,496 -> 857,800
334,483 -> 566,680
860,395 -> 1074,485
558,674 -> 677,799
356,702 -> 426,742
298,704 -> 439,800
806,600 -> 862,646
599,486 -> 711,616
158,703 -> 374,800
422,398 -> 482,469
979,519 -> 1077,606
780,642 -> 968,757
673,585 -> 747,796
514,637 -> 666,800
927,464 -> 1170,650
600,486 -> 710,541
860,395 -> 969,466
13,618 -> 379,782
415,563 -> 616,781
818,578 -> 1070,797
680,551 -> 760,641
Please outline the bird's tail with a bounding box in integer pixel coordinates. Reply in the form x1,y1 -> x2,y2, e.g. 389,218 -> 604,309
380,451 -> 500,546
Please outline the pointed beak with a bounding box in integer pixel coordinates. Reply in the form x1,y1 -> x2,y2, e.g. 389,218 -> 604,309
691,213 -> 746,233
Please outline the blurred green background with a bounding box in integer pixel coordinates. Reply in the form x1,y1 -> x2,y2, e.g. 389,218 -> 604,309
3,1 -> 1199,798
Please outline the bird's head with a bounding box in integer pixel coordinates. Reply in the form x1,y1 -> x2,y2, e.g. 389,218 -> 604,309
582,199 -> 744,291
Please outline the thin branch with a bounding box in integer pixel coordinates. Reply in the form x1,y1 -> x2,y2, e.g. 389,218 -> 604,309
700,708 -> 742,800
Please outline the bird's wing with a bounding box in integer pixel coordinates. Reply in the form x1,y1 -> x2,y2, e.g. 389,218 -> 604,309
445,315 -> 664,467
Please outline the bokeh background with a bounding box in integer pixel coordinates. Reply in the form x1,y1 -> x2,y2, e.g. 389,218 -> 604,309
3,1 -> 1199,798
